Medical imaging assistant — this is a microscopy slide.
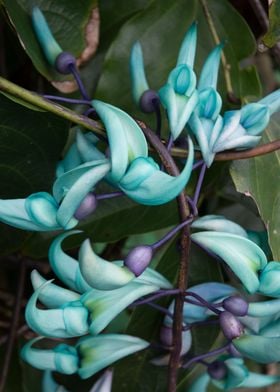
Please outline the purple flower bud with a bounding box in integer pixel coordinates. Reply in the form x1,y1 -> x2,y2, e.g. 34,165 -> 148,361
124,245 -> 153,276
207,360 -> 227,380
222,295 -> 248,316
55,52 -> 76,74
160,325 -> 173,347
219,311 -> 244,340
74,193 -> 97,220
140,90 -> 159,113
227,343 -> 242,357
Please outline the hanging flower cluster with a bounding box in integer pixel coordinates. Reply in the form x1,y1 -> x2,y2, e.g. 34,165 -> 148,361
1,6 -> 280,391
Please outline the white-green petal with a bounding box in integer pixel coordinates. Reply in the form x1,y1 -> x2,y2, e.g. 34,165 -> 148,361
259,261 -> 280,296
240,103 -> 270,135
130,42 -> 149,104
259,88 -> 280,115
233,334 -> 280,363
25,192 -> 61,229
198,44 -> 223,91
79,239 -> 134,290
82,282 -> 158,335
191,231 -> 267,293
248,298 -> 280,317
49,231 -> 91,293
191,215 -> 248,237
90,369 -> 113,392
92,100 -> 148,182
76,130 -> 105,162
32,7 -> 62,66
78,334 -> 149,379
176,22 -> 197,67
119,137 -> 194,205
31,270 -> 80,308
21,337 -> 79,374
56,143 -> 83,177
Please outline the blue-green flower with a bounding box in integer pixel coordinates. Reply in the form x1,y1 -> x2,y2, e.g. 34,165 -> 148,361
22,334 -> 148,379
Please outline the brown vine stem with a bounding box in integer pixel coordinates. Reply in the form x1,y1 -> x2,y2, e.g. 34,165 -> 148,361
0,257 -> 26,392
200,0 -> 240,104
0,76 -> 279,161
138,121 -> 191,392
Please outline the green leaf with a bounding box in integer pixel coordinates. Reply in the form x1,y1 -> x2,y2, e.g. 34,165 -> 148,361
4,0 -> 97,81
96,0 -> 261,116
230,113 -> 280,260
0,93 -> 69,255
263,0 -> 280,48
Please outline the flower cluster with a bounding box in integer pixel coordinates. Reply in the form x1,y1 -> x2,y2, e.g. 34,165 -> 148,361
1,6 -> 280,392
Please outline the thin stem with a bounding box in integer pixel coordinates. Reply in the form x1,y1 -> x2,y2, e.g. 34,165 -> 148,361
167,135 -> 174,151
96,191 -> 124,200
69,64 -> 90,101
43,95 -> 92,105
146,302 -> 174,319
0,258 -> 26,392
132,289 -> 181,306
185,292 -> 221,315
182,342 -> 231,369
151,218 -> 193,250
193,163 -> 207,206
186,196 -> 198,217
84,107 -> 97,117
192,160 -> 204,170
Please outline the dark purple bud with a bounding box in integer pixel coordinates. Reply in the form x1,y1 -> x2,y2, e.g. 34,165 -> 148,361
219,311 -> 244,340
207,360 -> 227,380
74,193 -> 97,220
124,245 -> 153,276
140,90 -> 159,113
222,295 -> 248,316
160,325 -> 173,347
227,343 -> 242,358
55,52 -> 76,74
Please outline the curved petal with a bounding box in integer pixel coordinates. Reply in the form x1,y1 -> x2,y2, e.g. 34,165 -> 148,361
25,280 -> 89,338
78,334 -> 149,379
259,261 -> 280,296
240,103 -> 270,135
248,298 -> 280,317
213,358 -> 248,390
176,22 -> 197,68
56,143 -> 83,177
76,130 -> 105,162
191,215 -> 248,237
189,374 -> 210,392
31,270 -> 80,308
81,282 -> 158,335
21,337 -> 79,374
92,100 -> 148,182
119,137 -> 194,205
198,88 -> 222,120
198,44 -> 223,91
215,110 -> 241,146
191,232 -> 267,293
130,42 -> 149,104
213,133 -> 261,153
55,161 -> 110,228
135,265 -> 172,289
233,334 -> 280,363
260,318 -> 280,337
0,199 -> 48,231
188,113 -> 214,167
25,192 -> 61,230
79,239 -> 134,290
90,369 -> 113,392
168,65 -> 196,96
32,7 -> 62,66
259,88 -> 280,115
240,372 -> 280,388
49,231 -> 91,293
42,371 -> 69,392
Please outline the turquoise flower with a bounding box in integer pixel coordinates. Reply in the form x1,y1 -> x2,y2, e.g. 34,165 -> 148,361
21,334 -> 148,379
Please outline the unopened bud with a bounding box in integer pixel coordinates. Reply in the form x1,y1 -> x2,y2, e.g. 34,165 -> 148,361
55,52 -> 76,74
160,325 -> 173,347
223,295 -> 248,316
140,90 -> 159,113
219,311 -> 244,340
74,193 -> 97,220
124,245 -> 153,276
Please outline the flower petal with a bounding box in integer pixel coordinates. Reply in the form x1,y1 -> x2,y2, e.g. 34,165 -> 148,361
76,130 -> 105,162
189,374 -> 210,392
191,232 -> 267,293
49,231 -> 91,293
92,100 -> 148,182
78,334 -> 149,379
233,334 -> 280,363
21,337 -> 79,374
79,239 -> 134,290
130,42 -> 149,105
259,261 -> 280,296
25,192 -> 61,229
240,103 -> 270,135
90,369 -> 113,392
248,298 -> 280,317
198,44 -> 223,91
42,371 -> 69,392
176,22 -> 197,68
191,215 -> 248,237
259,88 -> 280,115
240,372 -> 280,388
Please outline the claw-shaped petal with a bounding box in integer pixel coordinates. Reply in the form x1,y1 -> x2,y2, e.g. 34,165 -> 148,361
198,44 -> 223,91
259,261 -> 280,296
191,232 -> 267,293
233,334 -> 280,363
21,338 -> 79,374
92,100 -> 148,182
25,192 -> 61,229
25,280 -> 89,338
77,334 -> 149,379
79,239 -> 134,290
32,7 -> 62,66
49,231 -> 91,293
81,282 -> 158,335
130,42 -> 150,105
119,137 -> 194,205
191,215 -> 248,237
259,88 -> 280,115
176,22 -> 197,68
248,297 -> 280,317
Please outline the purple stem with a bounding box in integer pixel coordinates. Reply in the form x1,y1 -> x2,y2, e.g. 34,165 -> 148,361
69,63 -> 90,101
166,135 -> 174,151
43,95 -> 91,105
151,217 -> 193,251
186,196 -> 198,217
146,302 -> 174,319
184,292 -> 221,314
193,163 -> 207,206
192,160 -> 204,170
182,342 -> 231,369
131,289 -> 181,306
96,191 -> 124,200
84,107 -> 97,117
